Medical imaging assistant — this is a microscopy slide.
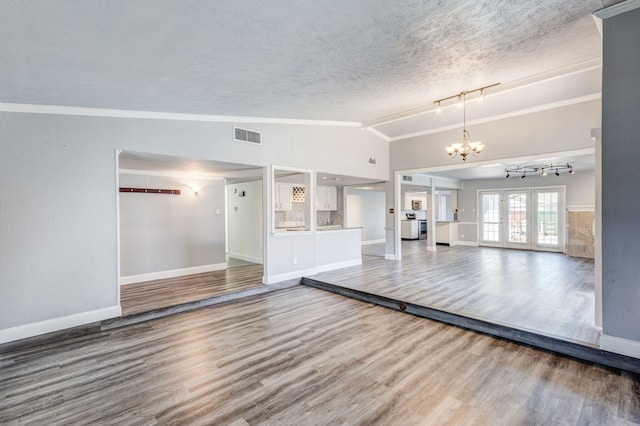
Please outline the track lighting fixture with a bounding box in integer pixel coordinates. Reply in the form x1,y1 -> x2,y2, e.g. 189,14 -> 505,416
504,163 -> 575,179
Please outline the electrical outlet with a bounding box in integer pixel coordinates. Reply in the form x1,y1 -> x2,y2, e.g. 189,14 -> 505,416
292,256 -> 298,265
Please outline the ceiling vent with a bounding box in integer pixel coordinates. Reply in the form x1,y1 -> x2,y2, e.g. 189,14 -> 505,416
234,127 -> 262,145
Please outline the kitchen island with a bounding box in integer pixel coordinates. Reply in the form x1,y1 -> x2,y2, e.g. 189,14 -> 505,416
435,221 -> 459,245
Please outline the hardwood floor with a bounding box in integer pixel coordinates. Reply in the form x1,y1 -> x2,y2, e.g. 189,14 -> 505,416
312,241 -> 598,345
121,263 -> 264,316
1,286 -> 638,425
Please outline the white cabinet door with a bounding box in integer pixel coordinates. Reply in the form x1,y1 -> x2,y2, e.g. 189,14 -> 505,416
275,183 -> 292,211
316,186 -> 338,211
401,220 -> 418,239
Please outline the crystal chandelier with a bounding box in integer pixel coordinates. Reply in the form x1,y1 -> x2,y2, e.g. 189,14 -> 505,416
437,83 -> 499,162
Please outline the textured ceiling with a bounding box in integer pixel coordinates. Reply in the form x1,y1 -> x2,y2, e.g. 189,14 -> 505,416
0,0 -> 618,123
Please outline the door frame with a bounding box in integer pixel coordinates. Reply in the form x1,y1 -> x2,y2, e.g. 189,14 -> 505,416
477,185 -> 565,252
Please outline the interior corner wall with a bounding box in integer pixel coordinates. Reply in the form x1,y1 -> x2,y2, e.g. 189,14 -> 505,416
227,180 -> 263,263
601,6 -> 640,343
119,174 -> 226,277
0,111 -> 389,340
345,189 -> 386,242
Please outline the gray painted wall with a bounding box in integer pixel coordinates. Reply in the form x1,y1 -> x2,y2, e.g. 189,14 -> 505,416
0,111 -> 388,333
601,7 -> 640,342
119,173 -> 226,276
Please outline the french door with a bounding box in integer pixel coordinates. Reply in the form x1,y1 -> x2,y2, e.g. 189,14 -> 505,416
479,187 -> 564,251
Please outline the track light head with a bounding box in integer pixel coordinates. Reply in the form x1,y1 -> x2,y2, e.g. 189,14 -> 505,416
521,172 -> 526,179
555,169 -> 560,176
541,168 -> 547,176
506,173 -> 510,178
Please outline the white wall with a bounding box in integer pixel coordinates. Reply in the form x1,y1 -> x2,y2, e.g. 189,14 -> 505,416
0,110 -> 388,342
455,170 -> 594,243
227,180 -> 263,263
346,189 -> 386,243
119,173 -> 226,278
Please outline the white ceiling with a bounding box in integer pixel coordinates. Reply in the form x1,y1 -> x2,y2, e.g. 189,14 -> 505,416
0,0 -> 620,125
3,1 -> 617,179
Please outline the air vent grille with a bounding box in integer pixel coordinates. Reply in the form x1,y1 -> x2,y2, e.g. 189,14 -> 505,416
234,127 -> 262,145
402,175 -> 413,182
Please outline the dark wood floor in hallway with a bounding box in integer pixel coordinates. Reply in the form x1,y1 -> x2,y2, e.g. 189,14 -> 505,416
312,242 -> 598,345
120,263 -> 264,316
1,286 -> 638,425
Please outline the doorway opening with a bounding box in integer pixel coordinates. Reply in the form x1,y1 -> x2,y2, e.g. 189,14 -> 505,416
116,150 -> 265,317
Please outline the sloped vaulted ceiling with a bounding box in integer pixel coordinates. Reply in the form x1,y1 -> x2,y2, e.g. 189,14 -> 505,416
0,0 -> 623,127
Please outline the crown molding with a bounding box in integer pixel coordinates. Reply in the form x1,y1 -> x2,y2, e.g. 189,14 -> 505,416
0,103 -> 361,127
594,0 -> 640,19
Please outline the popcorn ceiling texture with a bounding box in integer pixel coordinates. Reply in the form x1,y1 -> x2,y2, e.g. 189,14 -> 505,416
0,0 -> 619,122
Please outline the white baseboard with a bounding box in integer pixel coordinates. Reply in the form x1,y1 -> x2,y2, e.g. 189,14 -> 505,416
120,262 -> 227,285
361,239 -> 385,246
227,252 -> 263,264
0,305 -> 121,345
453,241 -> 479,247
265,258 -> 362,284
265,267 -> 318,284
384,254 -> 397,260
315,258 -> 362,273
600,334 -> 640,359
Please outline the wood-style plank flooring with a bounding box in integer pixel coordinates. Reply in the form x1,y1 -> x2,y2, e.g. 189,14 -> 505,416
121,263 -> 264,316
313,241 -> 598,345
1,286 -> 638,425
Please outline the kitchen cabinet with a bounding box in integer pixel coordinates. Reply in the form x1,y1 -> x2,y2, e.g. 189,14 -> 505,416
401,220 -> 419,240
436,221 -> 459,245
316,185 -> 338,211
275,183 -> 293,211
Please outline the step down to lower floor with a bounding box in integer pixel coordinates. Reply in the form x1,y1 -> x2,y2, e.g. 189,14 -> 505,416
301,277 -> 640,375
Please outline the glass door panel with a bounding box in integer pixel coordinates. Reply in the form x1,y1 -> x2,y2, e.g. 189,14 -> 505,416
505,191 -> 530,248
480,192 -> 502,245
535,190 -> 560,248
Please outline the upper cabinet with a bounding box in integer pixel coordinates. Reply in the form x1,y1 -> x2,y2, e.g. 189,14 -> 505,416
275,182 -> 293,211
316,185 -> 338,211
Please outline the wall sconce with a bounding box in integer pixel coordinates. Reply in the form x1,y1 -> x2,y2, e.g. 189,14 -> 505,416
190,184 -> 204,196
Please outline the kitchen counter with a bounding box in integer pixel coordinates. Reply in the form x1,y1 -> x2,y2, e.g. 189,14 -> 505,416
436,221 -> 459,245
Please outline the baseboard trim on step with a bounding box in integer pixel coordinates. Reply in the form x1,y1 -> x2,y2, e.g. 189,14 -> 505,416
301,277 -> 640,374
0,305 -> 121,346
600,334 -> 640,359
